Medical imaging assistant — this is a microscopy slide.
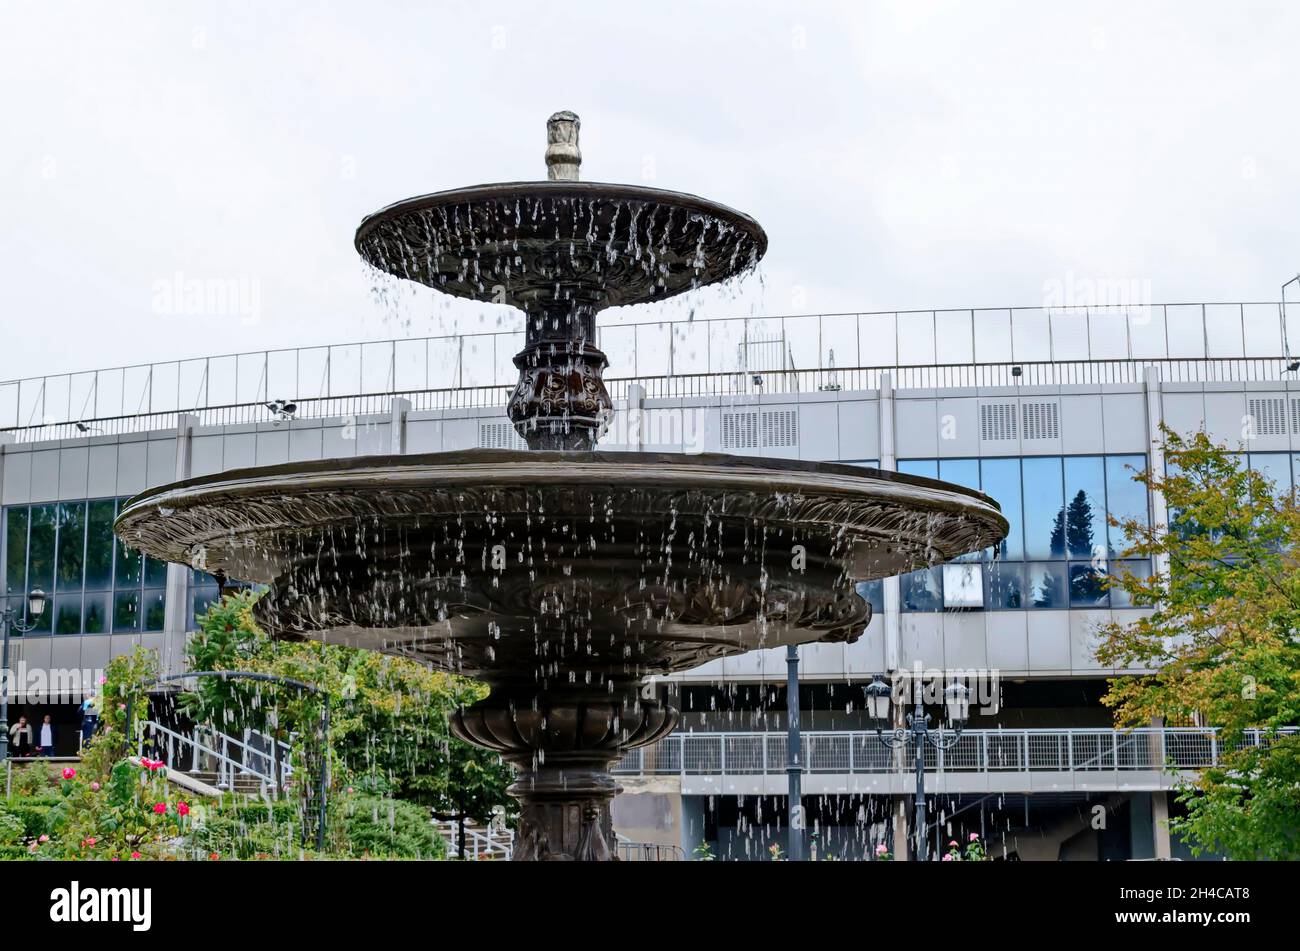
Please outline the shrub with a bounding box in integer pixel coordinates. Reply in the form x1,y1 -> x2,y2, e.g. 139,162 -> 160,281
339,795 -> 445,860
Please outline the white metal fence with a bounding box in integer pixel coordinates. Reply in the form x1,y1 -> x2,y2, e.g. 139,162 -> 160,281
611,727 -> 1294,777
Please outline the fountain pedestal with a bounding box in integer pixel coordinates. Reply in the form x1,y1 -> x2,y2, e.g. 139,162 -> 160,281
451,689 -> 677,861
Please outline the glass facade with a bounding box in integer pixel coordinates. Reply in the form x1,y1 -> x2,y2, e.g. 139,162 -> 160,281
1,498 -> 169,634
896,455 -> 1151,611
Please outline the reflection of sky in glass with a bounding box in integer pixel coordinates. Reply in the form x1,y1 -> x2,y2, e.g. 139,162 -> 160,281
1022,457 -> 1064,559
979,459 -> 1023,561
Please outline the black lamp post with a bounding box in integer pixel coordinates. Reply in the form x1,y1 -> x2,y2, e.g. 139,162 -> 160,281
0,588 -> 47,762
865,673 -> 969,861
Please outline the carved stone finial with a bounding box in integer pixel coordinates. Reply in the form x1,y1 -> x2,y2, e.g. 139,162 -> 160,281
545,110 -> 581,181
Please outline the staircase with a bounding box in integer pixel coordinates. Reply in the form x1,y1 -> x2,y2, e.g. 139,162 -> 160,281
437,820 -> 514,860
138,720 -> 292,798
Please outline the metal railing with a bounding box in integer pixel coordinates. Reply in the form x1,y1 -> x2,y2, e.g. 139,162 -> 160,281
137,720 -> 292,794
438,821 -> 514,860
615,835 -> 686,861
611,727 -> 1295,777
3,301 -> 1294,441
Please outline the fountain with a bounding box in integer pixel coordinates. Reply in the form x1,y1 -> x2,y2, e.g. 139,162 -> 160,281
115,112 -> 1008,860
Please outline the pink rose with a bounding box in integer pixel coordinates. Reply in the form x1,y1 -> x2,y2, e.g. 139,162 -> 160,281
99,675 -> 108,685
177,801 -> 190,817
90,782 -> 101,791
131,851 -> 142,859
875,843 -> 888,853
153,802 -> 167,814
86,837 -> 96,846
39,834 -> 49,843
969,832 -> 979,842
948,839 -> 958,847
61,767 -> 76,779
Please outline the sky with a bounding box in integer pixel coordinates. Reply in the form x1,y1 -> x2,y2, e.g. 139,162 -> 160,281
2,0 -> 1298,387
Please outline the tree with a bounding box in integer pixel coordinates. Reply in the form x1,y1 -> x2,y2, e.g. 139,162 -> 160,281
182,592 -> 515,840
1097,428 -> 1300,859
429,677 -> 515,859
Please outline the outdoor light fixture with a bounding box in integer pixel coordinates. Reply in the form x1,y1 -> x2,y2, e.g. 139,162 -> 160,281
1287,361 -> 1299,373
751,374 -> 764,386
944,680 -> 970,728
1011,366 -> 1023,378
865,672 -> 972,860
74,421 -> 103,433
865,674 -> 892,729
266,399 -> 298,420
26,587 -> 47,618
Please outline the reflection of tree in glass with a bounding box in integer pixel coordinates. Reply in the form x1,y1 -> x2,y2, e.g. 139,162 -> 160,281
1070,563 -> 1108,603
1050,490 -> 1099,557
1030,566 -> 1060,607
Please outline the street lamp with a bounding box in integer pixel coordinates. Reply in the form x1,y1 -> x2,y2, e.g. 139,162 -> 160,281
1,588 -> 48,762
866,673 -> 969,860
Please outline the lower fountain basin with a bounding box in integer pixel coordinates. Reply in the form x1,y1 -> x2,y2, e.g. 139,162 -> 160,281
116,450 -> 1006,683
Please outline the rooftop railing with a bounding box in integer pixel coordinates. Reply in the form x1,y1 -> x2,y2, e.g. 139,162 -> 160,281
2,302 -> 1295,442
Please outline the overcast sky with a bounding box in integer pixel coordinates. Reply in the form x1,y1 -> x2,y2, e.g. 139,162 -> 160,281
2,0 -> 1298,385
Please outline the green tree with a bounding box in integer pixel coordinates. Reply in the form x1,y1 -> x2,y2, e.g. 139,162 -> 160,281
430,677 -> 515,859
181,592 -> 514,840
1097,428 -> 1300,859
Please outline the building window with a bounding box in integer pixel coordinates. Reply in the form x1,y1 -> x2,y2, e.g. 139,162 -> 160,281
895,454 -> 1150,611
0,497 -> 170,635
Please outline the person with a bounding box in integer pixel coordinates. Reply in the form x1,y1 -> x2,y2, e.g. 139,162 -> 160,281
36,714 -> 55,757
8,715 -> 33,757
80,694 -> 101,745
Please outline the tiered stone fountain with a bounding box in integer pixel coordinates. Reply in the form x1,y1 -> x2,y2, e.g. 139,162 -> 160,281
116,113 -> 1007,860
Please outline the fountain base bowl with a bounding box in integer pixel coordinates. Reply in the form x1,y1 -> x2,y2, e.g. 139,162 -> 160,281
115,449 -> 1007,683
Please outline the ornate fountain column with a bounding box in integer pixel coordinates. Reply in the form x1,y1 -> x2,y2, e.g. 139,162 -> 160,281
506,112 -> 614,450
450,688 -> 677,861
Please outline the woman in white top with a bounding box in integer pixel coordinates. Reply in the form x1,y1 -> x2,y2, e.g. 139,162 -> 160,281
37,714 -> 55,756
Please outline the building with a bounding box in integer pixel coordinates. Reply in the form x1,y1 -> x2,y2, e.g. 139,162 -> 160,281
2,301 -> 1293,858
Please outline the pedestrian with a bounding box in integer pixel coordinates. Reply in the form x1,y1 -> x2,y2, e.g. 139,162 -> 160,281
8,715 -> 34,757
36,714 -> 56,756
80,694 -> 101,745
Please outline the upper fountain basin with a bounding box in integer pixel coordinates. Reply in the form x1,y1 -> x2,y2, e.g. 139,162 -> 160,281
354,181 -> 767,314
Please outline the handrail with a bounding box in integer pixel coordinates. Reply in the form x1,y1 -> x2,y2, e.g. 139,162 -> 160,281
612,726 -> 1297,777
139,720 -> 290,792
438,820 -> 514,860
3,354 -> 1296,444
2,300 -> 1293,437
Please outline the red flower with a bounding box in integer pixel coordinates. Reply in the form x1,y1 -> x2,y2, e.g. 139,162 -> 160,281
131,851 -> 142,859
177,801 -> 190,817
153,802 -> 167,814
61,767 -> 76,779
209,852 -> 220,861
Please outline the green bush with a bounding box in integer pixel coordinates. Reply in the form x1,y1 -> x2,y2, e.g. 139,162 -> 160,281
182,795 -> 309,860
3,800 -> 57,839
8,762 -> 59,798
0,810 -> 26,846
339,795 -> 445,860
